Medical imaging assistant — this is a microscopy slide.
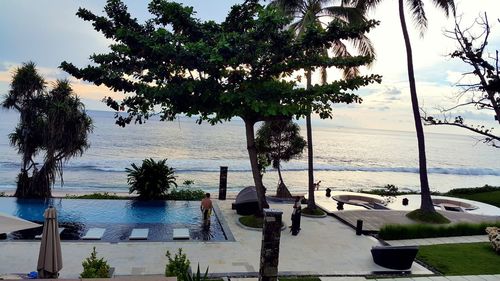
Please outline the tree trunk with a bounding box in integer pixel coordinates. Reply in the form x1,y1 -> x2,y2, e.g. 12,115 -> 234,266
398,0 -> 435,212
306,69 -> 316,210
277,164 -> 284,185
244,119 -> 269,215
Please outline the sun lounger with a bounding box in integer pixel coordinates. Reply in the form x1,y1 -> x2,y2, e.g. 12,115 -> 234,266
129,228 -> 149,240
35,227 -> 65,239
173,228 -> 190,240
82,228 -> 105,240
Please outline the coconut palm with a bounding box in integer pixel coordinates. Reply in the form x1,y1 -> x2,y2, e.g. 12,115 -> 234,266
348,0 -> 455,214
269,0 -> 375,209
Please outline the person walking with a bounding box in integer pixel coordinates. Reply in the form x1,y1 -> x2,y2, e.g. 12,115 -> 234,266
200,193 -> 213,226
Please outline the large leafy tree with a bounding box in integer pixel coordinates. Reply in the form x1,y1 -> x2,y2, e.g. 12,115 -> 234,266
256,119 -> 306,198
3,62 -> 93,198
347,0 -> 455,214
270,0 -> 375,210
61,0 -> 380,214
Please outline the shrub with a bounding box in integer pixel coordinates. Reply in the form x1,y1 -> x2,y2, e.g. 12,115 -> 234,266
80,247 -> 111,278
406,209 -> 450,224
126,158 -> 177,200
165,248 -> 191,281
379,222 -> 500,240
301,207 -> 325,216
239,215 -> 264,228
446,185 -> 500,195
183,180 -> 195,187
166,188 -> 205,201
65,192 -> 121,200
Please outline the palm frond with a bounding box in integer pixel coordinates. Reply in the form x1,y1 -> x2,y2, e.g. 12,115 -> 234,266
322,6 -> 365,24
407,0 -> 428,37
431,0 -> 455,17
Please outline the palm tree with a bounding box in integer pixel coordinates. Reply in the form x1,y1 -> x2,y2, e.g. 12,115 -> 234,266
34,80 -> 93,197
349,0 -> 455,214
3,64 -> 93,198
269,0 -> 375,209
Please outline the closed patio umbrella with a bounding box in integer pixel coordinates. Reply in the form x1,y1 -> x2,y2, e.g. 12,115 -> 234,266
0,212 -> 40,235
37,206 -> 62,279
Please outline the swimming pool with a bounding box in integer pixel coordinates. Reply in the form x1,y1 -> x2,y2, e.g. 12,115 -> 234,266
0,198 -> 231,242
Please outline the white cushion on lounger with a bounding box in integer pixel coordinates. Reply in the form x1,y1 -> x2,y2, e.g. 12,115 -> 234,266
173,228 -> 190,240
35,227 -> 65,240
82,228 -> 105,240
129,228 -> 149,240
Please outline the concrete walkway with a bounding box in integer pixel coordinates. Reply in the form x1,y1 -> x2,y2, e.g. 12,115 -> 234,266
0,200 -> 431,278
320,275 -> 500,280
386,235 -> 490,246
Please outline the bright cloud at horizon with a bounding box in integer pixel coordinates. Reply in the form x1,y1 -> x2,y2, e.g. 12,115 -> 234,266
0,0 -> 499,132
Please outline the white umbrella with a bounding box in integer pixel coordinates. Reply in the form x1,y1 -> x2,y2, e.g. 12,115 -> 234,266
0,212 -> 40,234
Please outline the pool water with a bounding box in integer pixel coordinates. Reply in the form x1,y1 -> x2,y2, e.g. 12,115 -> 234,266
0,198 -> 229,242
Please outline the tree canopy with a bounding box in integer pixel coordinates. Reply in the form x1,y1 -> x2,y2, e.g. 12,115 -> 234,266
3,62 -> 93,198
256,119 -> 306,197
61,0 -> 380,212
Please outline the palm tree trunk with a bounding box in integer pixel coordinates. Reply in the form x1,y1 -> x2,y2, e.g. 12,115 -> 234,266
244,119 -> 269,215
306,69 -> 316,210
398,0 -> 435,212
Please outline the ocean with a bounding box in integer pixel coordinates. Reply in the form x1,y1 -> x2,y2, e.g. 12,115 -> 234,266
0,110 -> 499,195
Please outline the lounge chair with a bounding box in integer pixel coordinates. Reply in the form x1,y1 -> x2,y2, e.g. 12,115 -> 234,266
129,228 -> 149,240
82,228 -> 106,240
35,227 -> 65,240
173,228 -> 190,240
371,245 -> 419,270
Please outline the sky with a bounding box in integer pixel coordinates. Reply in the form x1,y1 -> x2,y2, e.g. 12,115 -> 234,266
0,0 -> 499,132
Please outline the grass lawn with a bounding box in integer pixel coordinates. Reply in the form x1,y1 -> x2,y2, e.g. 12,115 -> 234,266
417,242 -> 500,275
239,215 -> 264,228
450,190 -> 500,208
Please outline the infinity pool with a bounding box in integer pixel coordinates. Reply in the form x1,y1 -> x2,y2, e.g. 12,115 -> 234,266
0,198 -> 231,242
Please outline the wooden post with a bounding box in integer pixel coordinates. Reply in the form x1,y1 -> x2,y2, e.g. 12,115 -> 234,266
259,208 -> 282,281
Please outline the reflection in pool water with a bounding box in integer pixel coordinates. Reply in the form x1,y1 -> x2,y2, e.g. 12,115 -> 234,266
0,198 -> 229,242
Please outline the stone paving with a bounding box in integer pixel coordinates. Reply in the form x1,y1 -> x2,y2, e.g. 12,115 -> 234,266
0,200 -> 431,278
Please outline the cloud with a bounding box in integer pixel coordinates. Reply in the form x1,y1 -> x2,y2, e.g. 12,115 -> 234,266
0,63 -> 124,108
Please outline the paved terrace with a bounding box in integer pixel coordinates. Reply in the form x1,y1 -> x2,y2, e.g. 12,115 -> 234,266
0,200 -> 431,278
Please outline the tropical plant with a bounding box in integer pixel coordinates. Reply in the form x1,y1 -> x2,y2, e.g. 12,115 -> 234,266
346,0 -> 455,215
269,0 -> 376,210
2,62 -> 93,198
165,248 -> 191,281
256,119 -> 306,197
61,0 -> 380,214
80,247 -> 111,278
126,158 -> 177,200
166,188 -> 205,201
183,264 -> 209,281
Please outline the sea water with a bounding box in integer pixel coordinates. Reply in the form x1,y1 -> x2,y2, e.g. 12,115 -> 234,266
0,110 -> 499,194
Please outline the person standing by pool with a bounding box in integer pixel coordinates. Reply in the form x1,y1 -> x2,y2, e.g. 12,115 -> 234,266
291,196 -> 302,235
200,193 -> 213,225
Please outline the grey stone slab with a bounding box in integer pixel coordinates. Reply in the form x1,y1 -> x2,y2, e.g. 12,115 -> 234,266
444,276 -> 471,281
476,275 -> 500,281
460,275 -> 492,281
